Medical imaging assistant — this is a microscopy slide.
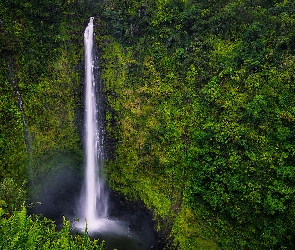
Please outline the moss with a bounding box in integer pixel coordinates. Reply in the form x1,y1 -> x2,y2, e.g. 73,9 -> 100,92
172,206 -> 218,249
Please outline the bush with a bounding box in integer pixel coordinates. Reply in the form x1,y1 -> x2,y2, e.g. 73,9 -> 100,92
0,206 -> 104,250
0,178 -> 26,218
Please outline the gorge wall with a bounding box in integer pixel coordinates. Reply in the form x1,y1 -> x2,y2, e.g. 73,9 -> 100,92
1,1 -> 295,249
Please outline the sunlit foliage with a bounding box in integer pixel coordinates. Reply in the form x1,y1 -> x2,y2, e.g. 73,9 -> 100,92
100,0 -> 295,248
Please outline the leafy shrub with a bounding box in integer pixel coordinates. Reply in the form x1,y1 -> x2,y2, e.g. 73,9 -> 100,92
0,178 -> 26,218
0,206 -> 104,250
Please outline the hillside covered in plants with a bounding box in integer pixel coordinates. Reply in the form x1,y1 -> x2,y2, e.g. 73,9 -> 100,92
1,0 -> 295,249
0,0 -> 103,248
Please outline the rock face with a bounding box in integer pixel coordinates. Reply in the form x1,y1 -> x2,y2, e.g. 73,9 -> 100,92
107,190 -> 166,249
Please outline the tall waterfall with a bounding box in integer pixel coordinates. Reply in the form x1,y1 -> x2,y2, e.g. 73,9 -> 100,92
73,19 -> 160,249
79,17 -> 108,229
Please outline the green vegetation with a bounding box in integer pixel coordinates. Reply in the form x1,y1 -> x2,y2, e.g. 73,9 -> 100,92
1,0 -> 295,249
0,0 -> 86,183
0,206 -> 104,250
0,178 -> 104,249
0,1 -> 104,248
99,0 -> 295,248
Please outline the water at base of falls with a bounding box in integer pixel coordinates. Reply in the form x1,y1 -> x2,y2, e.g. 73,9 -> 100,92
29,170 -> 165,250
72,190 -> 164,250
74,218 -> 126,234
73,218 -> 154,250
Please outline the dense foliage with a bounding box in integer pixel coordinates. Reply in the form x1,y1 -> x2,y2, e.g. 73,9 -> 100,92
0,178 -> 26,218
99,0 -> 295,248
0,0 -> 89,184
1,0 -> 295,249
0,206 -> 104,250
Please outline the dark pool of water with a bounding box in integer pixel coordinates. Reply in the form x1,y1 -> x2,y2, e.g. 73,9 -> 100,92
92,230 -> 150,250
73,217 -> 157,250
29,169 -> 165,249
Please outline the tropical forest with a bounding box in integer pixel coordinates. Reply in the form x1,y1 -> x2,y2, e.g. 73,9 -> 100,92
0,0 -> 295,249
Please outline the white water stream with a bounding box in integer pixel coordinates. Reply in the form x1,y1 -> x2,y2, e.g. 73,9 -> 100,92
73,18 -> 162,249
77,17 -> 109,231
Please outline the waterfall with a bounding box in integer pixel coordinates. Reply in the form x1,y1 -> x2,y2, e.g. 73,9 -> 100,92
7,62 -> 31,152
73,19 -> 159,249
16,89 -> 30,152
79,17 -> 108,229
75,17 -> 126,236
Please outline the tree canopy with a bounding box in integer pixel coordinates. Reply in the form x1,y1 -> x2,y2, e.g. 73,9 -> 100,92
100,0 -> 295,248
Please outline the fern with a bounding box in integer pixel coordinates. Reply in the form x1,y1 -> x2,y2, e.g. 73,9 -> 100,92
0,206 -> 105,250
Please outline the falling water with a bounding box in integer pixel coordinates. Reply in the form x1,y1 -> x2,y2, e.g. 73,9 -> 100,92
8,62 -> 32,178
7,62 -> 31,152
73,18 -> 164,249
16,89 -> 30,152
78,17 -> 108,230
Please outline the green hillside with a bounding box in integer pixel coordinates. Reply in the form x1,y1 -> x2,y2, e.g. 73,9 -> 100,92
1,0 -> 295,249
100,0 -> 295,248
